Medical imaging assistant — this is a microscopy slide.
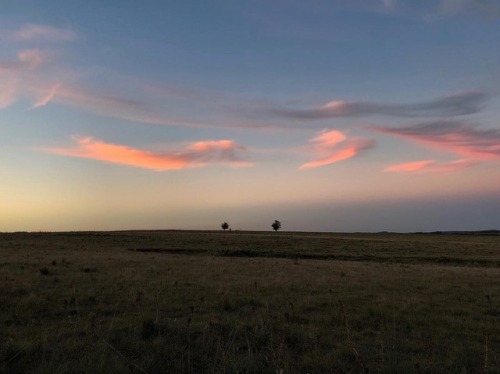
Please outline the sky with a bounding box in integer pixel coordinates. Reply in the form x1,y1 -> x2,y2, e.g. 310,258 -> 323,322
1,0 -> 500,232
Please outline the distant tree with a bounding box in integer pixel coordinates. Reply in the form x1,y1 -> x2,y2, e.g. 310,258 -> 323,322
221,222 -> 229,231
271,220 -> 281,231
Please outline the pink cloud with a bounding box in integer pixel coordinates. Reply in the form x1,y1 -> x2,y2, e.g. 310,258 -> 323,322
300,129 -> 374,169
42,136 -> 253,171
374,122 -> 500,160
0,78 -> 17,108
31,83 -> 61,109
13,24 -> 77,42
310,130 -> 347,148
384,160 -> 435,172
0,50 -> 49,109
0,49 -> 45,72
188,140 -> 240,152
18,50 -> 45,68
384,159 -> 477,173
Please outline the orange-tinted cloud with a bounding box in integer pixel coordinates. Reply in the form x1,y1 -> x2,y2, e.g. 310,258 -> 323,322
300,130 -> 374,169
272,91 -> 487,119
42,136 -> 253,171
309,130 -> 347,148
374,121 -> 500,160
384,159 -> 477,173
384,160 -> 435,172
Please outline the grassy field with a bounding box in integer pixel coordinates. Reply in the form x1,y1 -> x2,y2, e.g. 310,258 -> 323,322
1,230 -> 499,373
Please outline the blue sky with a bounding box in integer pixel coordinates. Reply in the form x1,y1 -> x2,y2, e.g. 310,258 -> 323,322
1,0 -> 500,232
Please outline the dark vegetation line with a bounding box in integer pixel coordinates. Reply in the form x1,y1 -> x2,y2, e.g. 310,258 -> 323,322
131,248 -> 500,268
2,229 -> 500,236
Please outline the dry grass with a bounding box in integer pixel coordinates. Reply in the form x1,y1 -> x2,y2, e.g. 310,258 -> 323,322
0,230 -> 499,373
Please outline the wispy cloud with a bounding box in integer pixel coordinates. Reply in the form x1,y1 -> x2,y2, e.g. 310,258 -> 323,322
13,24 -> 77,42
53,85 -> 222,128
384,160 -> 435,172
375,0 -> 500,19
373,121 -> 500,160
300,129 -> 374,169
439,0 -> 500,18
382,0 -> 395,10
0,78 -> 17,108
31,83 -> 61,109
42,136 -> 253,171
0,67 -> 275,129
26,81 -> 285,130
54,85 -> 151,115
0,50 -> 46,108
0,49 -> 45,72
384,159 -> 477,173
272,91 -> 487,120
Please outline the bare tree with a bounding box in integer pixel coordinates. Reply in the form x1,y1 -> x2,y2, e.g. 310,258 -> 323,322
271,220 -> 281,231
221,222 -> 229,231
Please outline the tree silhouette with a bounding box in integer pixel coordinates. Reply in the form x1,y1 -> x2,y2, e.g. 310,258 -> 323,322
271,220 -> 281,231
221,222 -> 229,231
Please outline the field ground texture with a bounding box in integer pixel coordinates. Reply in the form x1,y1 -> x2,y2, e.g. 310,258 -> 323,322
1,230 -> 499,373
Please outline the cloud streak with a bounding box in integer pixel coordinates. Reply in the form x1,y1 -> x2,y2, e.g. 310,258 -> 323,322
27,81 -> 290,130
373,121 -> 500,160
272,91 -> 487,120
53,85 -> 224,128
31,83 -> 61,109
300,130 -> 374,169
42,136 -> 253,171
384,159 -> 477,173
0,65 -> 274,129
377,0 -> 500,19
13,24 -> 77,42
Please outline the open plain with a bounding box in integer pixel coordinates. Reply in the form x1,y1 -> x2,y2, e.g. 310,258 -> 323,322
1,230 -> 499,373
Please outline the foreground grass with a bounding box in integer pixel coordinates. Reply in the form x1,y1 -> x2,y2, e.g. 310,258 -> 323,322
0,230 -> 499,373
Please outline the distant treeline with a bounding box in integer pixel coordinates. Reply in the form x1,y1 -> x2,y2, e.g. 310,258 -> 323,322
413,230 -> 500,236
